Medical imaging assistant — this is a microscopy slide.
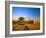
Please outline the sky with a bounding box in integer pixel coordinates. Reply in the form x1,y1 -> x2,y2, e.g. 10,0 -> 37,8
12,7 -> 40,18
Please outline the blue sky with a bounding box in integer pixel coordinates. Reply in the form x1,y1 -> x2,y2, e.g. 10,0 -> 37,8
12,7 -> 40,18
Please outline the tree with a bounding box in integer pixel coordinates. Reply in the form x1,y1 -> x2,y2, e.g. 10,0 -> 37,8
18,17 -> 25,23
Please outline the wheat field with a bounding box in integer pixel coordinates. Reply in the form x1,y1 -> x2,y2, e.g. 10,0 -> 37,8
12,19 -> 40,31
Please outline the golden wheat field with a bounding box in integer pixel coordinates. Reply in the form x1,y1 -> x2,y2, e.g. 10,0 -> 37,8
12,20 -> 40,31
